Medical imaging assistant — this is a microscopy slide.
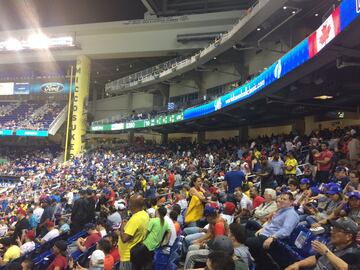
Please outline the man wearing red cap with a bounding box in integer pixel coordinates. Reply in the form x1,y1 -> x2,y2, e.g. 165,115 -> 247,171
17,230 -> 36,255
10,208 -> 30,242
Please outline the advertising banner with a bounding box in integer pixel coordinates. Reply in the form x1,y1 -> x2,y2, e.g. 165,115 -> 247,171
0,130 -> 13,136
15,130 -> 48,137
14,83 -> 30,95
90,112 -> 184,132
30,82 -> 74,94
0,83 -> 14,95
69,55 -> 91,159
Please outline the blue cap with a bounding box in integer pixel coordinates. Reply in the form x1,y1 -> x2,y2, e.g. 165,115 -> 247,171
347,192 -> 360,200
300,178 -> 310,185
204,205 -> 217,216
326,184 -> 342,195
311,186 -> 320,196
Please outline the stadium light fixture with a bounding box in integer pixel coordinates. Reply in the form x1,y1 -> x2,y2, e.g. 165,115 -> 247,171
313,95 -> 334,100
4,38 -> 23,51
28,33 -> 49,49
0,34 -> 75,52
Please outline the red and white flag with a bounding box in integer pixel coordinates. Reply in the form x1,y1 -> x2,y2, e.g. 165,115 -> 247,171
309,7 -> 340,58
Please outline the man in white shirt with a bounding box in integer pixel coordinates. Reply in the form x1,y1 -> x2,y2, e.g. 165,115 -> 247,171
39,221 -> 59,244
33,203 -> 44,221
164,215 -> 177,249
18,230 -> 36,255
235,188 -> 252,211
348,130 -> 360,168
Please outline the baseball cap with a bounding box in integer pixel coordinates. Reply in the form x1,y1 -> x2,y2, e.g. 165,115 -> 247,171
54,240 -> 68,253
84,223 -> 96,231
310,186 -> 320,196
90,250 -> 105,268
326,184 -> 342,195
348,191 -> 360,200
223,202 -> 236,215
26,230 -> 36,241
300,178 -> 310,185
205,205 -> 217,216
330,217 -> 359,236
230,163 -> 237,170
208,236 -> 234,255
47,221 -> 55,228
16,208 -> 26,216
335,166 -> 347,172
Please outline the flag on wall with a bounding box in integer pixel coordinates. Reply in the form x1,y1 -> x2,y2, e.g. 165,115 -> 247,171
308,7 -> 340,58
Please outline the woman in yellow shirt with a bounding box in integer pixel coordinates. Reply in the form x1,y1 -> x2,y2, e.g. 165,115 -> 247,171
185,177 -> 207,226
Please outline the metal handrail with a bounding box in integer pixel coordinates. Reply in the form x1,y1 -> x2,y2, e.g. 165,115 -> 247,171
106,0 -> 260,92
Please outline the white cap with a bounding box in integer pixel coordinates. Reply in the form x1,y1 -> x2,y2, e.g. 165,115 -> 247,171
90,250 -> 105,268
147,208 -> 156,218
350,129 -> 357,136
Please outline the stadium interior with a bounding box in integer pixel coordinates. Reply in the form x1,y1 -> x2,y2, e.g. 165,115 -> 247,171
0,0 -> 359,270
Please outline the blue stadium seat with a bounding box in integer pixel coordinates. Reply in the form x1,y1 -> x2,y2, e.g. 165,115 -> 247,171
153,238 -> 181,270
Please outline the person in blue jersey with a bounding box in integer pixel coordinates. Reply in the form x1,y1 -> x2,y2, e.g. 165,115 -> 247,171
224,163 -> 245,195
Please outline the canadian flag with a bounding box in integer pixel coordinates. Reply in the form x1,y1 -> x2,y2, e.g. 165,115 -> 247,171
308,7 -> 340,58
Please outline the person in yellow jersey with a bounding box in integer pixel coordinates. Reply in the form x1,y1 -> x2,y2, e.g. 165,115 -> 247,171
284,151 -> 298,179
118,194 -> 149,270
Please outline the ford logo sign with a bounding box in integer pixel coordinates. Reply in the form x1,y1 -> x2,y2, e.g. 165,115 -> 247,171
40,82 -> 64,93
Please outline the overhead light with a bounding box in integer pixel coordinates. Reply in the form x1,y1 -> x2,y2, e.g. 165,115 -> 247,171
0,34 -> 75,52
283,6 -> 287,10
256,27 -> 261,31
313,95 -> 334,100
28,33 -> 49,49
315,13 -> 319,17
4,38 -> 23,51
213,56 -> 217,60
292,10 -> 296,14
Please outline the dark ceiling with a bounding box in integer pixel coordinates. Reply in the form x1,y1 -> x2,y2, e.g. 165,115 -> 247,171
0,0 -> 146,31
147,0 -> 256,16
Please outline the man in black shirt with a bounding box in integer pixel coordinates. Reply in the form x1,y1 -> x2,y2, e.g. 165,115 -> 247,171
256,156 -> 274,196
285,217 -> 360,270
71,190 -> 90,234
12,209 -> 30,241
38,198 -> 54,237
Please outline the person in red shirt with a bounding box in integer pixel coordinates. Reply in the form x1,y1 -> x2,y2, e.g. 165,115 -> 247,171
184,208 -> 228,269
98,239 -> 114,270
249,187 -> 265,208
47,240 -> 68,270
104,233 -> 120,262
169,210 -> 181,235
168,170 -> 175,189
76,223 -> 101,252
315,142 -> 334,183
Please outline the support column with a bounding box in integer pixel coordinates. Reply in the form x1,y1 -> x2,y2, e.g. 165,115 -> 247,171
69,55 -> 91,159
128,131 -> 135,144
238,126 -> 249,142
197,131 -> 205,143
292,118 -> 305,135
161,133 -> 168,145
128,93 -> 133,112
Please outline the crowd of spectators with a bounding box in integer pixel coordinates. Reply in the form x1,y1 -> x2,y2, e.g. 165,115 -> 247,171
0,101 -> 65,130
0,126 -> 358,270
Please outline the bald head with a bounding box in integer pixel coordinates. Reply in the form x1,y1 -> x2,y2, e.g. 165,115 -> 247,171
129,194 -> 145,213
